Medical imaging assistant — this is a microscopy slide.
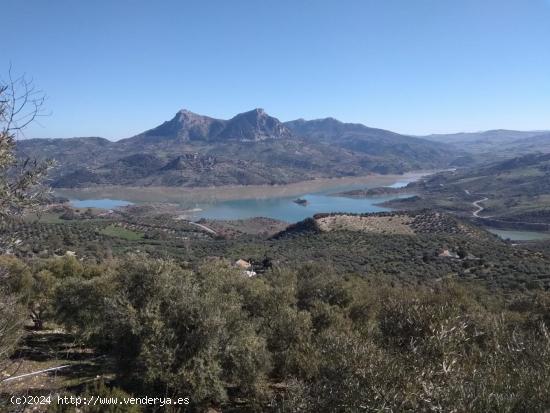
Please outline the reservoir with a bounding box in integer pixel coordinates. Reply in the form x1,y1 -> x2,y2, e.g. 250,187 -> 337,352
66,176 -> 419,223
195,193 -> 413,222
70,199 -> 133,209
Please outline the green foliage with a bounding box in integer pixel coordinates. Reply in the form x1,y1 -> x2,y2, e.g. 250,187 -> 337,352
51,254 -> 550,412
56,256 -> 272,410
0,76 -> 54,230
4,209 -> 550,411
0,265 -> 26,372
275,280 -> 550,412
100,224 -> 144,240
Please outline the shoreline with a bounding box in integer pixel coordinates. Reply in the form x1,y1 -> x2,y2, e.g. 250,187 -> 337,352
54,171 -> 432,205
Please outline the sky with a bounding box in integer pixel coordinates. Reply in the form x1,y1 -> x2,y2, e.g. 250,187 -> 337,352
2,0 -> 550,139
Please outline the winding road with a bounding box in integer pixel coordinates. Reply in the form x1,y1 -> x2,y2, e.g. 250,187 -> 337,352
472,197 -> 488,218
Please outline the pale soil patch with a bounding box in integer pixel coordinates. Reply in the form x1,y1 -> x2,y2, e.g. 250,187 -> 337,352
316,215 -> 415,235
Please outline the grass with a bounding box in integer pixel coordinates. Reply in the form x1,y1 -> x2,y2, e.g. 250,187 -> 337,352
99,224 -> 144,240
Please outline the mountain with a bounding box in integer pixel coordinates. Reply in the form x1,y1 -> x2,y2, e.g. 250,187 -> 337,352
285,117 -> 403,141
121,109 -> 226,144
285,117 -> 453,168
17,109 -> 458,188
219,108 -> 292,141
119,108 -> 291,145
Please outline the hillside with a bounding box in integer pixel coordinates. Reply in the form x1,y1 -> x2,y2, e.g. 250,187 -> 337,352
17,109 -> 457,188
6,207 -> 550,290
285,117 -> 453,172
380,153 -> 550,226
275,210 -> 490,240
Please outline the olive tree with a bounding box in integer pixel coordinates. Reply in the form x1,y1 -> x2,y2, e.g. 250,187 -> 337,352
0,71 -> 54,227
0,70 -> 54,381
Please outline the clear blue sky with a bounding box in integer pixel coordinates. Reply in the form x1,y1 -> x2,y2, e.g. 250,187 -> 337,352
3,0 -> 550,139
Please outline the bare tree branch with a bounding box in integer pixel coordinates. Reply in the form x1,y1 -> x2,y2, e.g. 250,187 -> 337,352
0,70 -> 55,381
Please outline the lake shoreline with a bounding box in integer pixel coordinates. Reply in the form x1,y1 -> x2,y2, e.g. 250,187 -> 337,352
485,227 -> 550,241
54,171 -> 432,205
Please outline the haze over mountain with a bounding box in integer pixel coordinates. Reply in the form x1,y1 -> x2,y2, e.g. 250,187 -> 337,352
423,129 -> 550,160
17,108 -> 456,188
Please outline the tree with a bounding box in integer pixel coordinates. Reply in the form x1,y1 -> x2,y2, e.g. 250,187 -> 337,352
0,70 -> 54,381
0,266 -> 27,379
56,256 -> 275,409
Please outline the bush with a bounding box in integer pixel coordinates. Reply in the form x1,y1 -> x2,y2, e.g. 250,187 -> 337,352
48,256 -> 550,412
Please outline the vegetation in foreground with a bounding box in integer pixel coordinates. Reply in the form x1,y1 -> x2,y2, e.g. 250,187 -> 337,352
2,255 -> 549,412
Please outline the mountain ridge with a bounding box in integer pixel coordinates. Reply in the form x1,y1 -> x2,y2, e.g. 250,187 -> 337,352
17,108 -> 458,188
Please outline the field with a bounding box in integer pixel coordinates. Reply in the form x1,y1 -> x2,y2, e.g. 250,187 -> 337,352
99,224 -> 144,240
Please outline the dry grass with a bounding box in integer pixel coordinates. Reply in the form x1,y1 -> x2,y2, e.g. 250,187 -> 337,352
316,214 -> 415,235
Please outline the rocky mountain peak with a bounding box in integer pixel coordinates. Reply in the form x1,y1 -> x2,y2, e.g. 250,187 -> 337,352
174,109 -> 215,125
220,108 -> 292,141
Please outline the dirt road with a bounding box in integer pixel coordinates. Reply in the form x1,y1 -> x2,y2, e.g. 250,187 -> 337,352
472,197 -> 488,218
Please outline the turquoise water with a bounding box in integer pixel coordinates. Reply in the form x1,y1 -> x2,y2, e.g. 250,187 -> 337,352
70,199 -> 133,209
67,178 -> 418,223
69,194 -> 410,222
486,228 -> 550,241
195,193 -> 413,222
194,178 -> 418,222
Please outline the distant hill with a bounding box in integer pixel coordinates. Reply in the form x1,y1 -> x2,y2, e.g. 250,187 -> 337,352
17,109 -> 457,188
385,153 -> 550,226
424,129 -> 547,144
423,129 -> 550,160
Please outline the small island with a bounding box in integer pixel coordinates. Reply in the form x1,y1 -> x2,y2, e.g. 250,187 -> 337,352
293,198 -> 309,206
